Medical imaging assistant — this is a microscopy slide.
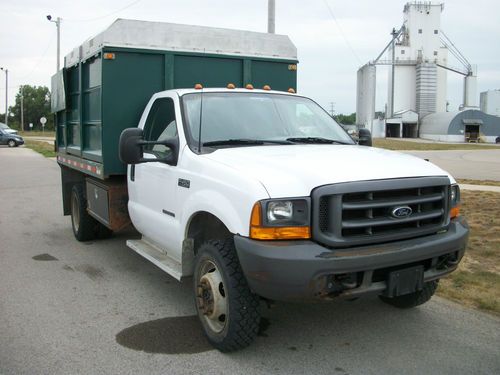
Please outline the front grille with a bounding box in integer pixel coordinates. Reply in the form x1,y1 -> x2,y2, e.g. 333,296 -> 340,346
312,177 -> 450,248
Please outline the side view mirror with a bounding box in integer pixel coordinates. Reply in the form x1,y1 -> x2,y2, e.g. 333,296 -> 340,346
119,128 -> 143,164
358,128 -> 372,146
119,128 -> 179,165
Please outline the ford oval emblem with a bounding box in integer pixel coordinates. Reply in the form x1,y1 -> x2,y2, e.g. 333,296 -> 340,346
391,206 -> 412,218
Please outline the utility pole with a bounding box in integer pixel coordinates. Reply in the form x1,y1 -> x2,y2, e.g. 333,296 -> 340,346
47,15 -> 62,72
329,102 -> 336,117
268,0 -> 275,33
0,67 -> 8,125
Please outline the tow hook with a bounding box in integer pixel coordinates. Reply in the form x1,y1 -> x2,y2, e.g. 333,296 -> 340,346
327,273 -> 358,294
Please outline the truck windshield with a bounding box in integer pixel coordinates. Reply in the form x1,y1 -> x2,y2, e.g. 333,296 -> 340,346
181,92 -> 354,152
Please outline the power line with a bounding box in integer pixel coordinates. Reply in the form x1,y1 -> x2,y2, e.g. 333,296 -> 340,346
18,34 -> 56,81
322,0 -> 362,65
2,0 -> 143,97
66,0 -> 143,22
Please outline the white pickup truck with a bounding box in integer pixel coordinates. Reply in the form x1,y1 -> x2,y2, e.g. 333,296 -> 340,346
118,87 -> 469,351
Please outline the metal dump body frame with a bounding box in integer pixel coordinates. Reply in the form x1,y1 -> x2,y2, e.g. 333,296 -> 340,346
54,19 -> 298,179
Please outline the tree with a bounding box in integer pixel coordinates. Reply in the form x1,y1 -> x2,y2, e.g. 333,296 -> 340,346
334,112 -> 356,125
8,85 -> 53,131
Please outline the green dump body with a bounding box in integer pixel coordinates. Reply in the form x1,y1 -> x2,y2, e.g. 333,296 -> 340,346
53,19 -> 298,179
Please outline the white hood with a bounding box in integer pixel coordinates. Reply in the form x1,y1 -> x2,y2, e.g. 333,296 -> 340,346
203,145 -> 453,197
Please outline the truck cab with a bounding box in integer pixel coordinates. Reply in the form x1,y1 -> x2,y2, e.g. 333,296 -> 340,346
119,87 -> 468,351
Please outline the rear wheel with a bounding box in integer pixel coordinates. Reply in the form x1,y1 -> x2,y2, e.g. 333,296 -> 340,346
97,224 -> 113,239
379,280 -> 438,309
194,238 -> 260,352
71,184 -> 99,241
7,139 -> 16,147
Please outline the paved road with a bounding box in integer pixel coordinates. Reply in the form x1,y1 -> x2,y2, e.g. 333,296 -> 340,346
404,149 -> 500,181
1,147 -> 499,375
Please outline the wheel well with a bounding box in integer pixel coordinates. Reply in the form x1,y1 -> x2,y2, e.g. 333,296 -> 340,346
186,212 -> 232,254
60,166 -> 86,216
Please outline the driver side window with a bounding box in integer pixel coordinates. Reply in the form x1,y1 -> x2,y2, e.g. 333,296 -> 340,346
143,98 -> 177,158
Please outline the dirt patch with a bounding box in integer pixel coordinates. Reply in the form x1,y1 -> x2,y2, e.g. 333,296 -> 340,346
458,179 -> 500,187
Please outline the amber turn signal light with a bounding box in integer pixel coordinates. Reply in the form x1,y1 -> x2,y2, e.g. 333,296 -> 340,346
245,84 -> 254,90
262,85 -> 271,90
249,203 -> 311,240
194,83 -> 203,89
450,205 -> 460,219
227,83 -> 236,89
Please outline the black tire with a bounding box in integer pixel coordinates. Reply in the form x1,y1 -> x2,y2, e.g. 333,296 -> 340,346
379,280 -> 439,309
193,238 -> 260,352
70,184 -> 98,242
7,139 -> 16,147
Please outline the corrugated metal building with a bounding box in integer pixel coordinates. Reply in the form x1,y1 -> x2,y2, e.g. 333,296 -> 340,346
419,109 -> 500,143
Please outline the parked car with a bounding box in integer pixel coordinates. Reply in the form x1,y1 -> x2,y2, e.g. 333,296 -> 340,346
0,122 -> 18,135
0,128 -> 24,147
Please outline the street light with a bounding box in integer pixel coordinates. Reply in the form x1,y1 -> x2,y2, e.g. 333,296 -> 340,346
0,67 -> 8,125
47,15 -> 61,72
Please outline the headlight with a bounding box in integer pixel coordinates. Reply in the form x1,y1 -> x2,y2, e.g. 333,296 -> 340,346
450,184 -> 460,205
450,184 -> 460,219
250,198 -> 311,240
267,201 -> 293,223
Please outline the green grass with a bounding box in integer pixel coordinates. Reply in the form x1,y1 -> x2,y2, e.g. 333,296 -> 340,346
373,138 -> 500,151
437,190 -> 500,316
24,140 -> 56,157
19,130 -> 55,138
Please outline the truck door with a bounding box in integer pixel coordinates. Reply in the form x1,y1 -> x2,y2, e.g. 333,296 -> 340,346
127,96 -> 180,259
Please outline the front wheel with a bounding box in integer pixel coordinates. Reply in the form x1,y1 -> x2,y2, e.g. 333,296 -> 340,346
7,139 -> 17,147
379,280 -> 439,309
194,238 -> 261,352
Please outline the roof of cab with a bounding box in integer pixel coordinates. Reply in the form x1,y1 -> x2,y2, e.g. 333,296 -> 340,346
155,87 -> 300,98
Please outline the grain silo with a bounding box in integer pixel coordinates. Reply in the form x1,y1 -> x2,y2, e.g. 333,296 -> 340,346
356,1 -> 480,140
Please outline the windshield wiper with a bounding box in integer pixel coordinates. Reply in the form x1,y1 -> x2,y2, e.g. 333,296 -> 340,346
286,137 -> 352,145
203,139 -> 293,147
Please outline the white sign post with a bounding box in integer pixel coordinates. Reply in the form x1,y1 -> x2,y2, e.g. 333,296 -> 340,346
40,117 -> 47,134
29,123 -> 33,130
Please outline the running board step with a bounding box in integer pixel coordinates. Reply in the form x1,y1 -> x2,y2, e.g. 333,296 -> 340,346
126,239 -> 183,281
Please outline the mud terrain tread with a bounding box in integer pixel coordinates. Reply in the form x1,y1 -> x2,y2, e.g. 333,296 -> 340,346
196,238 -> 260,352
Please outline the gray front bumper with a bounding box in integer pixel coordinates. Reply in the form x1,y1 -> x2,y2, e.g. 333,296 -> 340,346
234,217 -> 469,301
